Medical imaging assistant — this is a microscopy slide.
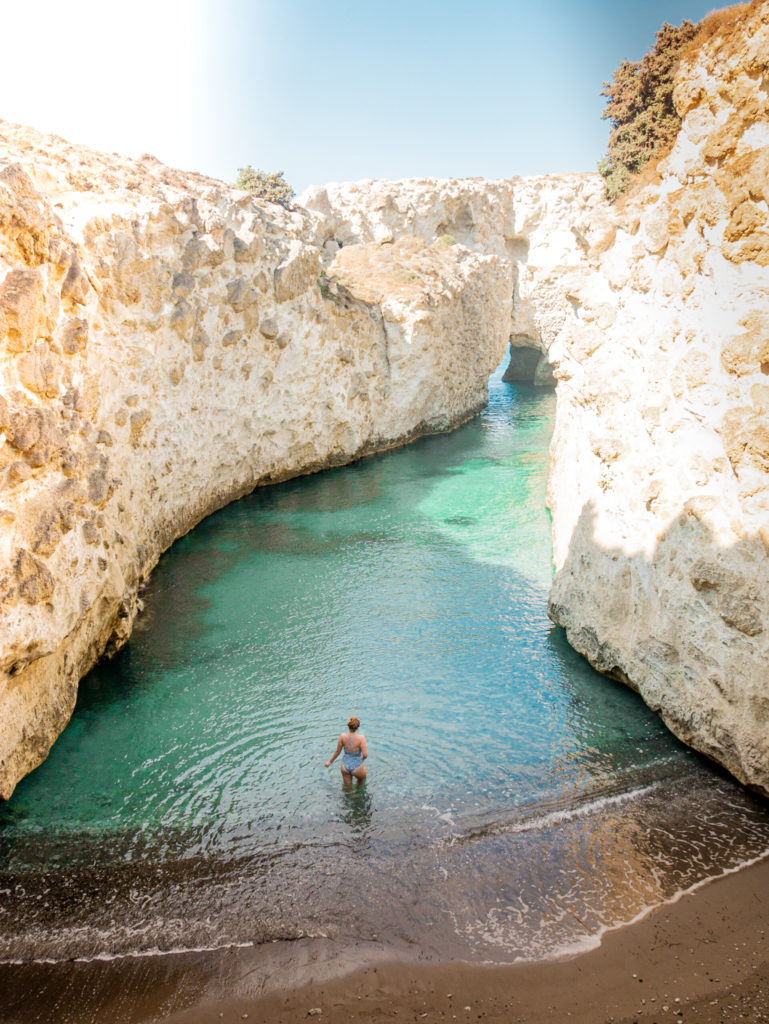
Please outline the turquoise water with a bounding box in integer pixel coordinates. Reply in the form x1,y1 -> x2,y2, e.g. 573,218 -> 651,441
2,365 -> 769,969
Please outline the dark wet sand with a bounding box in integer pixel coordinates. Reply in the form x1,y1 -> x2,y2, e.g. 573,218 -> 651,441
3,856 -> 769,1024
164,856 -> 769,1024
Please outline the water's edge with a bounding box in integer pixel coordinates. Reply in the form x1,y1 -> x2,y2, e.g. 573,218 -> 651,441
2,369 -> 769,1023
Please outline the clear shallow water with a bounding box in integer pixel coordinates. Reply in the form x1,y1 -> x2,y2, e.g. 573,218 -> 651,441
2,366 -> 769,967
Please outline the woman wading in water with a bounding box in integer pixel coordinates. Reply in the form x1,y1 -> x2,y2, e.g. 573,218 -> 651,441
325,716 -> 367,784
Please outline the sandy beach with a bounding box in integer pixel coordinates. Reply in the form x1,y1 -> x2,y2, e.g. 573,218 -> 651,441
3,853 -> 768,1024
162,854 -> 769,1024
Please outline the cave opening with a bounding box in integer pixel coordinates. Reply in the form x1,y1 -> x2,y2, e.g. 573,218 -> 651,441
502,342 -> 556,387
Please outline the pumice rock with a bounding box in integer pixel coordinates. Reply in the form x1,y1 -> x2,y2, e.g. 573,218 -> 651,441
0,122 -> 516,799
4,2 -> 768,803
301,173 -> 611,386
546,0 -> 769,794
304,4 -> 769,795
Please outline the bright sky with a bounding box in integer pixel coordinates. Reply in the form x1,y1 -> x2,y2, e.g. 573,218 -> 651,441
0,0 -> 721,194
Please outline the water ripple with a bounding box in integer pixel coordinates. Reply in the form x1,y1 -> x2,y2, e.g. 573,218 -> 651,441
2,368 -> 769,966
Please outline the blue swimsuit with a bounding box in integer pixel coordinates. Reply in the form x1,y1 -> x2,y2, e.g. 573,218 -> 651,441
342,748 -> 364,772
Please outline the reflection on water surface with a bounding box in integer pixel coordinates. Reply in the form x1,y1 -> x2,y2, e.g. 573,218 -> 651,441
2,364 -> 769,969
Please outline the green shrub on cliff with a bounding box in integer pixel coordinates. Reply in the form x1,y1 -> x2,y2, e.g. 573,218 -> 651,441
598,19 -> 700,200
234,166 -> 294,209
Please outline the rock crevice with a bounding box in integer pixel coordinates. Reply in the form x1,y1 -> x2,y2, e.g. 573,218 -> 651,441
3,0 -> 768,801
546,0 -> 769,794
0,124 -> 524,799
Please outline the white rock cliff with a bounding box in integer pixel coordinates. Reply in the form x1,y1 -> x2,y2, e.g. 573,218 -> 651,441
0,124 -> 515,799
546,1 -> 769,793
2,0 -> 768,801
306,4 -> 769,794
301,174 -> 611,385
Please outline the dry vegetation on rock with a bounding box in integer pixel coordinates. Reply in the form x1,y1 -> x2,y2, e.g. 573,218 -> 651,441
0,121 -> 514,798
599,19 -> 699,200
233,166 -> 294,210
550,0 -> 769,793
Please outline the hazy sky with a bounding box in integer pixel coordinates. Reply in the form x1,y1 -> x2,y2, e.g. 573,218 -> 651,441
1,0 -> 720,194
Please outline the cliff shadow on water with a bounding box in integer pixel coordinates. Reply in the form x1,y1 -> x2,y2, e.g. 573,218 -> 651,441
4,377 -> 769,1023
549,499 -> 769,796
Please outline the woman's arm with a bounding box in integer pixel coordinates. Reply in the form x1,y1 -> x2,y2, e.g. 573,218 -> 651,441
325,736 -> 344,767
360,735 -> 368,760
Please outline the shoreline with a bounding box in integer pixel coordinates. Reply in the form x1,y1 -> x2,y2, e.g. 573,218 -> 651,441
3,853 -> 769,1023
164,852 -> 769,1024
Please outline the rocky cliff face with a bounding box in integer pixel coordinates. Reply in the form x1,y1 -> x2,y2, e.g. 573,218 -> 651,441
0,123 -> 514,799
546,1 -> 769,793
302,3 -> 769,796
302,175 -> 611,385
4,1 -> 766,804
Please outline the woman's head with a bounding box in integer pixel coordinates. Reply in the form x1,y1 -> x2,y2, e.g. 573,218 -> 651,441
347,716 -> 360,732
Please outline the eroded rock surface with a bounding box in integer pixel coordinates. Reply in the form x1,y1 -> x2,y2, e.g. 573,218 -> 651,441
302,174 -> 611,385
302,4 -> 769,796
546,1 -> 769,793
5,3 -> 767,803
0,124 -> 515,798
